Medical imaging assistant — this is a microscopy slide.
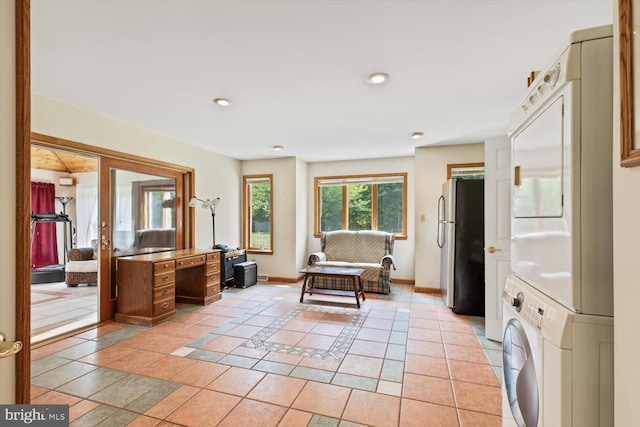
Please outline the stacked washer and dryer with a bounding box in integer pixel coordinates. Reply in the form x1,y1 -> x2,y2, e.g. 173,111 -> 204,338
503,26 -> 614,427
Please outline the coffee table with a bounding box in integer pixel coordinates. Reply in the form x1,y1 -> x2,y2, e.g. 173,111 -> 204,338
299,266 -> 366,308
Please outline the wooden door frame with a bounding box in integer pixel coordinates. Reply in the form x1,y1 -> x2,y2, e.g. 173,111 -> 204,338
16,0 -> 32,404
29,135 -> 195,323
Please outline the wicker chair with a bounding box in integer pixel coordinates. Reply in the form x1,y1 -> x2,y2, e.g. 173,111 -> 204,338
65,247 -> 98,287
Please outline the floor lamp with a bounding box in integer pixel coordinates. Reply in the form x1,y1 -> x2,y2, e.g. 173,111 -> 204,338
189,196 -> 221,249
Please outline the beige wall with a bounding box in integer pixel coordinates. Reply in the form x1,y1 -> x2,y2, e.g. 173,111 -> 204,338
613,1 -> 640,424
413,143 -> 484,290
295,158 -> 309,273
31,95 -> 243,250
0,0 -> 16,403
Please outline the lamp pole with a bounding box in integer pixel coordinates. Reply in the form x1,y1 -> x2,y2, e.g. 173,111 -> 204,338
189,196 -> 220,250
211,206 -> 216,249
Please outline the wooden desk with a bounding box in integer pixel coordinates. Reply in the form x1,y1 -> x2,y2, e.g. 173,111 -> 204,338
115,249 -> 222,326
299,266 -> 365,308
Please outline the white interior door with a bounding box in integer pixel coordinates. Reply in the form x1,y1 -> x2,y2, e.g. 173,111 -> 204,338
484,137 -> 511,342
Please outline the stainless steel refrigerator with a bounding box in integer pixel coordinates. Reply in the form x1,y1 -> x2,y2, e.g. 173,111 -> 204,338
437,178 -> 485,315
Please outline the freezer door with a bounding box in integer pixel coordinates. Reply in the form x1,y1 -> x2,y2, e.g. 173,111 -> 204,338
452,179 -> 485,316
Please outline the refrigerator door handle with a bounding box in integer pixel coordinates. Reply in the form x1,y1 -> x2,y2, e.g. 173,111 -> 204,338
437,195 -> 446,248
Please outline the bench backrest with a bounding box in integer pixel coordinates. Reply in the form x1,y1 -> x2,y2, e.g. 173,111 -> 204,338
322,230 -> 394,263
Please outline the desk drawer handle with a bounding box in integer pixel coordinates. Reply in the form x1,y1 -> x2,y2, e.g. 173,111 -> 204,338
161,302 -> 169,309
162,275 -> 169,281
162,289 -> 169,295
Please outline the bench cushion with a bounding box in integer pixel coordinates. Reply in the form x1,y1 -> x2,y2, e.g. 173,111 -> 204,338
314,261 -> 381,282
66,260 -> 98,273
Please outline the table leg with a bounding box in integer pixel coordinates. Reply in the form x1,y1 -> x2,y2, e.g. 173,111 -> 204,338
300,274 -> 309,303
352,277 -> 360,308
358,276 -> 366,301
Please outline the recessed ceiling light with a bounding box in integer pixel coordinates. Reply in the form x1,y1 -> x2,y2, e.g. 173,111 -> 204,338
273,145 -> 284,151
213,98 -> 232,106
411,132 -> 424,139
367,72 -> 389,85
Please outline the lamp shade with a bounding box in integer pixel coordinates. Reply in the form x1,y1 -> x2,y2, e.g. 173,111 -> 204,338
188,197 -> 199,207
211,197 -> 221,207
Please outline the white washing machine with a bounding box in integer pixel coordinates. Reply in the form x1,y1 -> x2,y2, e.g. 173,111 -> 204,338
502,274 -> 613,427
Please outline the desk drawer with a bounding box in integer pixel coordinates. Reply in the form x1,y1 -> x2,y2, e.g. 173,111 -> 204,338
154,261 -> 175,274
153,297 -> 175,316
206,284 -> 219,297
206,261 -> 221,275
154,284 -> 175,302
176,255 -> 206,269
207,252 -> 221,262
206,273 -> 220,286
154,271 -> 175,287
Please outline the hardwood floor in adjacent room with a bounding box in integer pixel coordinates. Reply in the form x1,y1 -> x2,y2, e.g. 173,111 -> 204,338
31,281 -> 98,344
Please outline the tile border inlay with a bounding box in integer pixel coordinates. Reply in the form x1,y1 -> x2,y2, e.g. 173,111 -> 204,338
243,305 -> 368,361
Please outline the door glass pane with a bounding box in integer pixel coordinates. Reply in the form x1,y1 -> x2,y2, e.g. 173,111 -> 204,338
110,169 -> 176,298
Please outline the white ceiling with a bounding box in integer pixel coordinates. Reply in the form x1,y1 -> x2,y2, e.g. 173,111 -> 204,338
32,1 -> 612,163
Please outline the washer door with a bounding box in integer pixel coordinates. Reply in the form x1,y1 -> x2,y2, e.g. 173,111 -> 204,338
503,318 -> 539,427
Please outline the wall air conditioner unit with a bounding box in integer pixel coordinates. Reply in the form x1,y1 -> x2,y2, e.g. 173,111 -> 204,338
59,177 -> 75,186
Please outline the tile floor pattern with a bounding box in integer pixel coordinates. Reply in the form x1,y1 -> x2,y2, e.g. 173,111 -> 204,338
31,283 -> 502,426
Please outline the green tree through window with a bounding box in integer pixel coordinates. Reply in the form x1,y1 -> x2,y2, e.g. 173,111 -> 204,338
320,185 -> 343,231
315,174 -> 407,237
348,184 -> 372,230
244,175 -> 273,252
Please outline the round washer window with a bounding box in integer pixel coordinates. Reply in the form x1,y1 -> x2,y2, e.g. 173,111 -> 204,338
503,318 -> 539,427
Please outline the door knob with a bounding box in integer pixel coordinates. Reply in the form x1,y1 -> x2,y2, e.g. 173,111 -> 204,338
0,332 -> 23,358
487,246 -> 502,254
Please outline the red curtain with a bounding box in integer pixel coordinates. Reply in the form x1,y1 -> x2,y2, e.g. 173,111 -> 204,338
31,182 -> 58,268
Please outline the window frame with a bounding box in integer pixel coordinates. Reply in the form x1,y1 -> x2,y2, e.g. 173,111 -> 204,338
314,172 -> 408,239
243,174 -> 274,254
447,162 -> 485,179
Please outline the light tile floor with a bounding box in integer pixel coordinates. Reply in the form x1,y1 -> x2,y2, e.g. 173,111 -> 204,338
31,283 -> 502,426
31,281 -> 98,344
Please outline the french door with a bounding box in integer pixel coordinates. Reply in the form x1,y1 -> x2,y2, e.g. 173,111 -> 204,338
98,158 -> 186,320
